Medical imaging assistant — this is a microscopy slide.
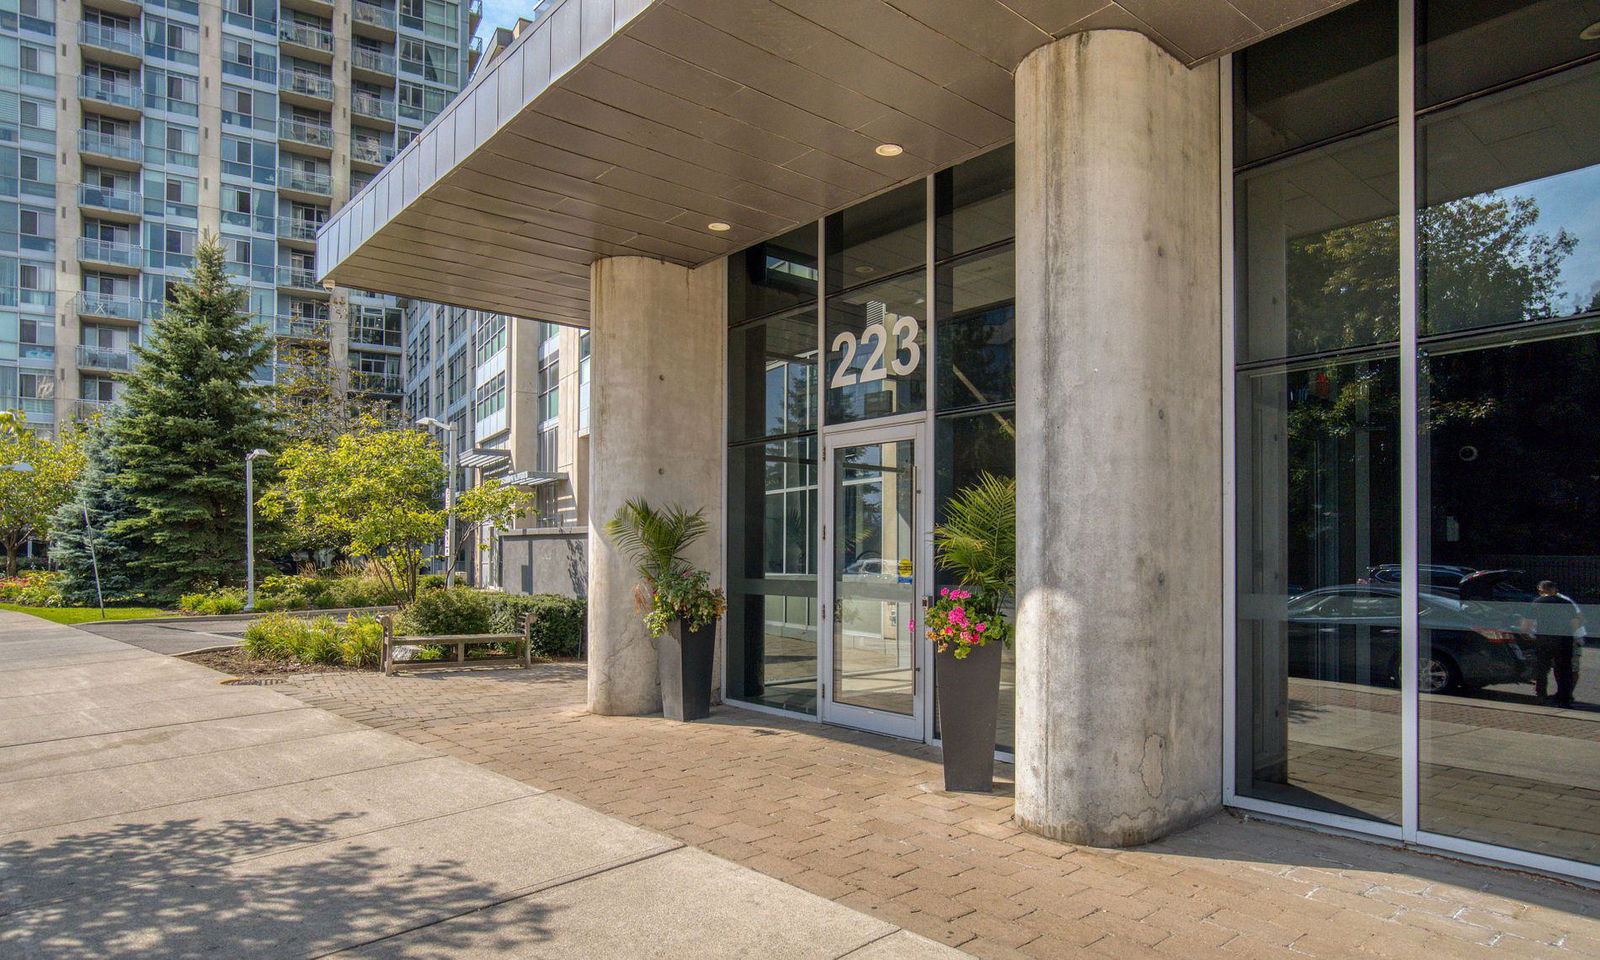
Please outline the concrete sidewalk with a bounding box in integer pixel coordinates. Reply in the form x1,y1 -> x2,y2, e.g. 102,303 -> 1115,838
0,609 -> 967,959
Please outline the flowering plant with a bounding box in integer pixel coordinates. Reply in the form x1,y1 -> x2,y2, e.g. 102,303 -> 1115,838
924,586 -> 1008,659
929,473 -> 1016,660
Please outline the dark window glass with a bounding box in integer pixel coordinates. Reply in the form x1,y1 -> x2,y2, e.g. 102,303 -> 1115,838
936,245 -> 1014,410
1419,62 -> 1600,334
1233,0 -> 1397,166
935,144 -> 1013,260
1419,0 -> 1600,108
728,224 -> 818,324
728,306 -> 816,442
726,436 -> 818,714
825,181 -> 925,293
1236,127 -> 1400,361
1236,356 -> 1401,823
933,407 -> 1016,752
1418,328 -> 1600,865
825,270 -> 926,424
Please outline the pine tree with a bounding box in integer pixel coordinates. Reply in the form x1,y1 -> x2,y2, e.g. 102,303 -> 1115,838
51,410 -> 141,603
107,236 -> 279,601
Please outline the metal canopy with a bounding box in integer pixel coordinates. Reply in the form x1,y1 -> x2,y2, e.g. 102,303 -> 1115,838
318,0 -> 1357,324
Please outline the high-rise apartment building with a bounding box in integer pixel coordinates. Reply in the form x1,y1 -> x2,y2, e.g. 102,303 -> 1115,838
0,0 -> 482,436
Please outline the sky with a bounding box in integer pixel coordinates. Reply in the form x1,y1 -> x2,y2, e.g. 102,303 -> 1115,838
474,0 -> 546,46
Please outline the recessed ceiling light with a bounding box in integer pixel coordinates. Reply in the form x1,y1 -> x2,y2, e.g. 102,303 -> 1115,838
854,265 -> 875,275
1582,19 -> 1600,40
708,221 -> 732,232
875,143 -> 904,157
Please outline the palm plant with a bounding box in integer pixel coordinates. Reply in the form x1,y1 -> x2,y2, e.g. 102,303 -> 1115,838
605,498 -> 724,635
933,472 -> 1017,611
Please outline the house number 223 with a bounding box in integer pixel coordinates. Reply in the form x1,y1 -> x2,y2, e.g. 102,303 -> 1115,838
830,316 -> 921,388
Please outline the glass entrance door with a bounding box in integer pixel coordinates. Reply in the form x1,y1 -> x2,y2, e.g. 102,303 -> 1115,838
822,430 -> 923,739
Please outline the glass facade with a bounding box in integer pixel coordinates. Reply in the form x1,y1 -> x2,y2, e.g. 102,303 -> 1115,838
726,148 -> 1016,746
1233,0 -> 1600,871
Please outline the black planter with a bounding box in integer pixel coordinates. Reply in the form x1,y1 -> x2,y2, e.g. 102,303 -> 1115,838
935,639 -> 1002,792
659,619 -> 716,722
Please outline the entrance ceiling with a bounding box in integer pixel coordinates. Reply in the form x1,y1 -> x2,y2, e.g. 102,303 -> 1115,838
318,0 -> 1358,324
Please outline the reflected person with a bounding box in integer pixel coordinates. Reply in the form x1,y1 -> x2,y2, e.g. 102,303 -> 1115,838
1527,580 -> 1581,707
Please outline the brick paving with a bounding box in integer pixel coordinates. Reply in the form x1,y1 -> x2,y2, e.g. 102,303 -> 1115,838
270,664 -> 1600,960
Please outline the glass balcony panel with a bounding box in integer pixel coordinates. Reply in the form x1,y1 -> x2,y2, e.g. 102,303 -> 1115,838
79,183 -> 141,214
78,237 -> 140,267
79,76 -> 140,109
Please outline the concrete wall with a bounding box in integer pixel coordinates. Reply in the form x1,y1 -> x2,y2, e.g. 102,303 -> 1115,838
1013,29 -> 1223,847
500,531 -> 587,598
586,256 -> 726,717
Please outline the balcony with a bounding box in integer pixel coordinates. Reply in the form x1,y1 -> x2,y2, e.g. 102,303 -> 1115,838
78,183 -> 141,217
277,168 -> 333,196
353,372 -> 403,395
351,95 -> 396,122
352,1 -> 396,33
279,22 -> 335,55
77,344 -> 136,372
79,75 -> 140,111
72,291 -> 145,322
351,141 -> 396,167
350,48 -> 396,77
74,398 -> 114,421
279,70 -> 334,101
278,266 -> 324,291
279,117 -> 334,149
277,218 -> 324,243
80,21 -> 140,57
78,129 -> 143,164
1,396 -> 55,420
78,237 -> 141,269
276,316 -> 330,340
468,0 -> 482,27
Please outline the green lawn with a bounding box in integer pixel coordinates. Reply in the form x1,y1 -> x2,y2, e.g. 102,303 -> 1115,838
0,603 -> 177,625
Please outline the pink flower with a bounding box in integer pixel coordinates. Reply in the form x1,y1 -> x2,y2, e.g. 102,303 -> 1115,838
939,587 -> 950,598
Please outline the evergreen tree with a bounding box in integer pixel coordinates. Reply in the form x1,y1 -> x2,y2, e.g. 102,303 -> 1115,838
51,410 -> 141,603
108,236 -> 279,600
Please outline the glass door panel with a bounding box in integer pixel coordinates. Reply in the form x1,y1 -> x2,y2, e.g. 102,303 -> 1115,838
826,435 -> 922,738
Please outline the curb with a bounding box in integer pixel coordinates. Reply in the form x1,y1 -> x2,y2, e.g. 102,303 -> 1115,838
86,606 -> 399,626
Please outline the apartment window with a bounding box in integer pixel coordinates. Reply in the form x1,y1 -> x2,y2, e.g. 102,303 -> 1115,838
18,262 -> 50,291
536,349 -> 559,426
163,227 -> 195,256
20,372 -> 55,400
474,314 -> 505,366
474,372 -> 506,422
144,16 -> 200,65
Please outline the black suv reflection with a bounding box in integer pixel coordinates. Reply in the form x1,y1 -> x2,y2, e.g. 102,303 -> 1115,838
1285,585 -> 1528,694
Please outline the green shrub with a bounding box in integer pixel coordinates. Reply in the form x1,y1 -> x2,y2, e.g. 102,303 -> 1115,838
405,587 -> 493,635
16,580 -> 63,607
489,593 -> 586,658
417,573 -> 447,592
241,612 -> 383,667
178,588 -> 245,616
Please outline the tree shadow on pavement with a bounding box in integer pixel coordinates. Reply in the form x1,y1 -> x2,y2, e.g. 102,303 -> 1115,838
0,812 -> 554,959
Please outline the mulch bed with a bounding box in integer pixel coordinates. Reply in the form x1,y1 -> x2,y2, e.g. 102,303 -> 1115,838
179,647 -> 376,678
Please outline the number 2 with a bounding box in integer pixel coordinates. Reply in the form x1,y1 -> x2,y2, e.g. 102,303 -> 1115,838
831,317 -> 921,388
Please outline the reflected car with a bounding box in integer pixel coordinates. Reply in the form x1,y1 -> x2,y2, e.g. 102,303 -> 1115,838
842,557 -> 894,577
1363,564 -> 1536,605
1285,585 -> 1527,694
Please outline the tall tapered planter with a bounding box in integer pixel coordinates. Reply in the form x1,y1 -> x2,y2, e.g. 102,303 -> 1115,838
659,619 -> 716,722
936,640 -> 1002,792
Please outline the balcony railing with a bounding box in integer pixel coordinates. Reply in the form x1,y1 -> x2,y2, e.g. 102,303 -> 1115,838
351,141 -> 396,166
279,117 -> 334,148
277,168 -> 333,195
79,129 -> 143,162
80,21 -> 140,55
350,48 -> 396,74
353,372 -> 403,395
276,316 -> 331,339
79,75 -> 140,109
278,267 -> 323,290
468,0 -> 482,25
72,291 -> 145,321
79,237 -> 140,267
353,2 -> 397,31
277,218 -> 324,242
279,70 -> 334,100
79,183 -> 141,215
77,344 -> 135,372
279,22 -> 334,52
74,398 -> 114,420
351,95 -> 396,121
1,396 -> 55,419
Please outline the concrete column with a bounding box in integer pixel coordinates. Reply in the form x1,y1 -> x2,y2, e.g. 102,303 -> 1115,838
587,256 -> 725,716
1013,29 -> 1223,847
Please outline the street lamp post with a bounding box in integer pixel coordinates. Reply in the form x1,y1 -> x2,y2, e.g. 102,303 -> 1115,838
245,449 -> 269,611
416,417 -> 458,585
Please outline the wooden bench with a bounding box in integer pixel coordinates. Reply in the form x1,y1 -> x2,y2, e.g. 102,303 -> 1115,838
380,614 -> 532,676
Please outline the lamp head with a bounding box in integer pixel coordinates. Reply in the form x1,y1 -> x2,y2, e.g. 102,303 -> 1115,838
246,448 -> 270,462
416,417 -> 452,431
2,462 -> 34,473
